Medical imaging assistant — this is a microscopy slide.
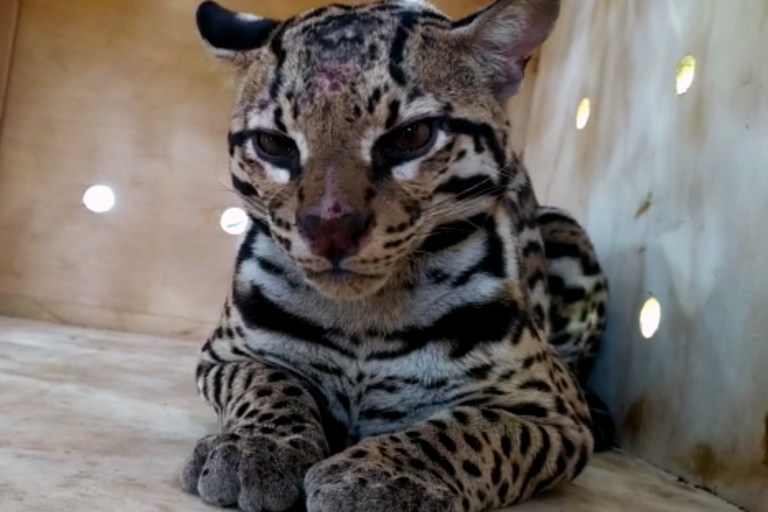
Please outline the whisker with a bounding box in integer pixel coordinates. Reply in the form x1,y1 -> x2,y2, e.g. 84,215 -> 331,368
424,188 -> 506,220
424,177 -> 498,213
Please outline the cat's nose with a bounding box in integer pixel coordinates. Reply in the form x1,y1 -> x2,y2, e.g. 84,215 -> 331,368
297,207 -> 375,264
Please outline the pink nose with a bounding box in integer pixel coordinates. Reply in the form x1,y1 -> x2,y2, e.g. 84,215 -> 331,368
297,209 -> 375,264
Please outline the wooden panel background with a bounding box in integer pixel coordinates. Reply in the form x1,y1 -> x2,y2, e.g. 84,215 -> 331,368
1,0 -> 766,510
0,0 -> 535,338
0,0 -> 20,126
522,1 -> 768,511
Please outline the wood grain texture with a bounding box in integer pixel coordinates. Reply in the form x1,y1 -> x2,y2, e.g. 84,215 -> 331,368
522,1 -> 768,511
0,316 -> 742,512
0,0 -> 20,127
0,0 -> 534,338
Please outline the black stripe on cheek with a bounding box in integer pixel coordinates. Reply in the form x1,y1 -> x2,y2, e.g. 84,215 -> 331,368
434,175 -> 499,199
231,174 -> 258,197
418,212 -> 489,253
444,118 -> 508,182
445,216 -> 507,286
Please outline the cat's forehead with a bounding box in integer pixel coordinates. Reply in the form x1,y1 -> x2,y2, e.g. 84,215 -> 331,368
275,3 -> 450,102
289,15 -> 392,80
288,7 -> 409,66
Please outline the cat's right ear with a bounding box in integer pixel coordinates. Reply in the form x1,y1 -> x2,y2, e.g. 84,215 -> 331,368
196,1 -> 279,70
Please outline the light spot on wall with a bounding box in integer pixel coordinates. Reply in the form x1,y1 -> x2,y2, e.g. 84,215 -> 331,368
82,185 -> 115,213
220,207 -> 248,235
676,55 -> 696,95
576,98 -> 590,130
639,296 -> 661,339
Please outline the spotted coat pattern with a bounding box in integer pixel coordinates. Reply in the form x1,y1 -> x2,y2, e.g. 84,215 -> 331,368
181,1 -> 614,511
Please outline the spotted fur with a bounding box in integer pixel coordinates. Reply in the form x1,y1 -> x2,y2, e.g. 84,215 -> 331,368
181,1 -> 613,511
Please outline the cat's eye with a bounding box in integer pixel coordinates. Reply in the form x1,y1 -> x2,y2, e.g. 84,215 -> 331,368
371,118 -> 439,173
380,119 -> 437,158
254,131 -> 297,161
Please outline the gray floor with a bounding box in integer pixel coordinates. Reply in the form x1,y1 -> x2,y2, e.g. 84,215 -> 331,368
0,317 -> 741,512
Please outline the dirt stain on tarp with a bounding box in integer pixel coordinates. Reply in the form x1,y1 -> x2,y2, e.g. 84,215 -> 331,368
689,443 -> 724,481
635,192 -> 652,218
622,397 -> 647,439
681,419 -> 768,487
762,413 -> 768,468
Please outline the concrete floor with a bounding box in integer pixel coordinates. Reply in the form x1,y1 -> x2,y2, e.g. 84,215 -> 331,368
0,316 -> 742,512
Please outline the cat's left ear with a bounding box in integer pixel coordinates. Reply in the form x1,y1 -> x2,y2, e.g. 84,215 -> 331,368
451,0 -> 560,101
195,1 -> 280,72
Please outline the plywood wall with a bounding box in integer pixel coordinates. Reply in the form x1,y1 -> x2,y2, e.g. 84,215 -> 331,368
0,0 -> 534,338
522,1 -> 768,511
0,0 -> 20,125
1,0 -> 765,509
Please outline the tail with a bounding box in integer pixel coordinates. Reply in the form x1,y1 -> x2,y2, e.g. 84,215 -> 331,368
583,387 -> 615,452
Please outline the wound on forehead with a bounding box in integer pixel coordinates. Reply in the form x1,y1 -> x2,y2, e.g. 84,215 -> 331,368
299,10 -> 388,97
316,64 -> 358,96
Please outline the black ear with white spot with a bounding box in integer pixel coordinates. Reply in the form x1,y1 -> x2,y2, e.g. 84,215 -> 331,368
196,1 -> 279,66
452,0 -> 560,101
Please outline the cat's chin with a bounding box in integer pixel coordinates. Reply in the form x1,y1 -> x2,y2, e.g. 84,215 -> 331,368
303,268 -> 392,301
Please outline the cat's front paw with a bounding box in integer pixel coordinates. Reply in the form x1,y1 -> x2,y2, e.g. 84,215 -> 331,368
304,450 -> 456,512
181,430 -> 324,512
